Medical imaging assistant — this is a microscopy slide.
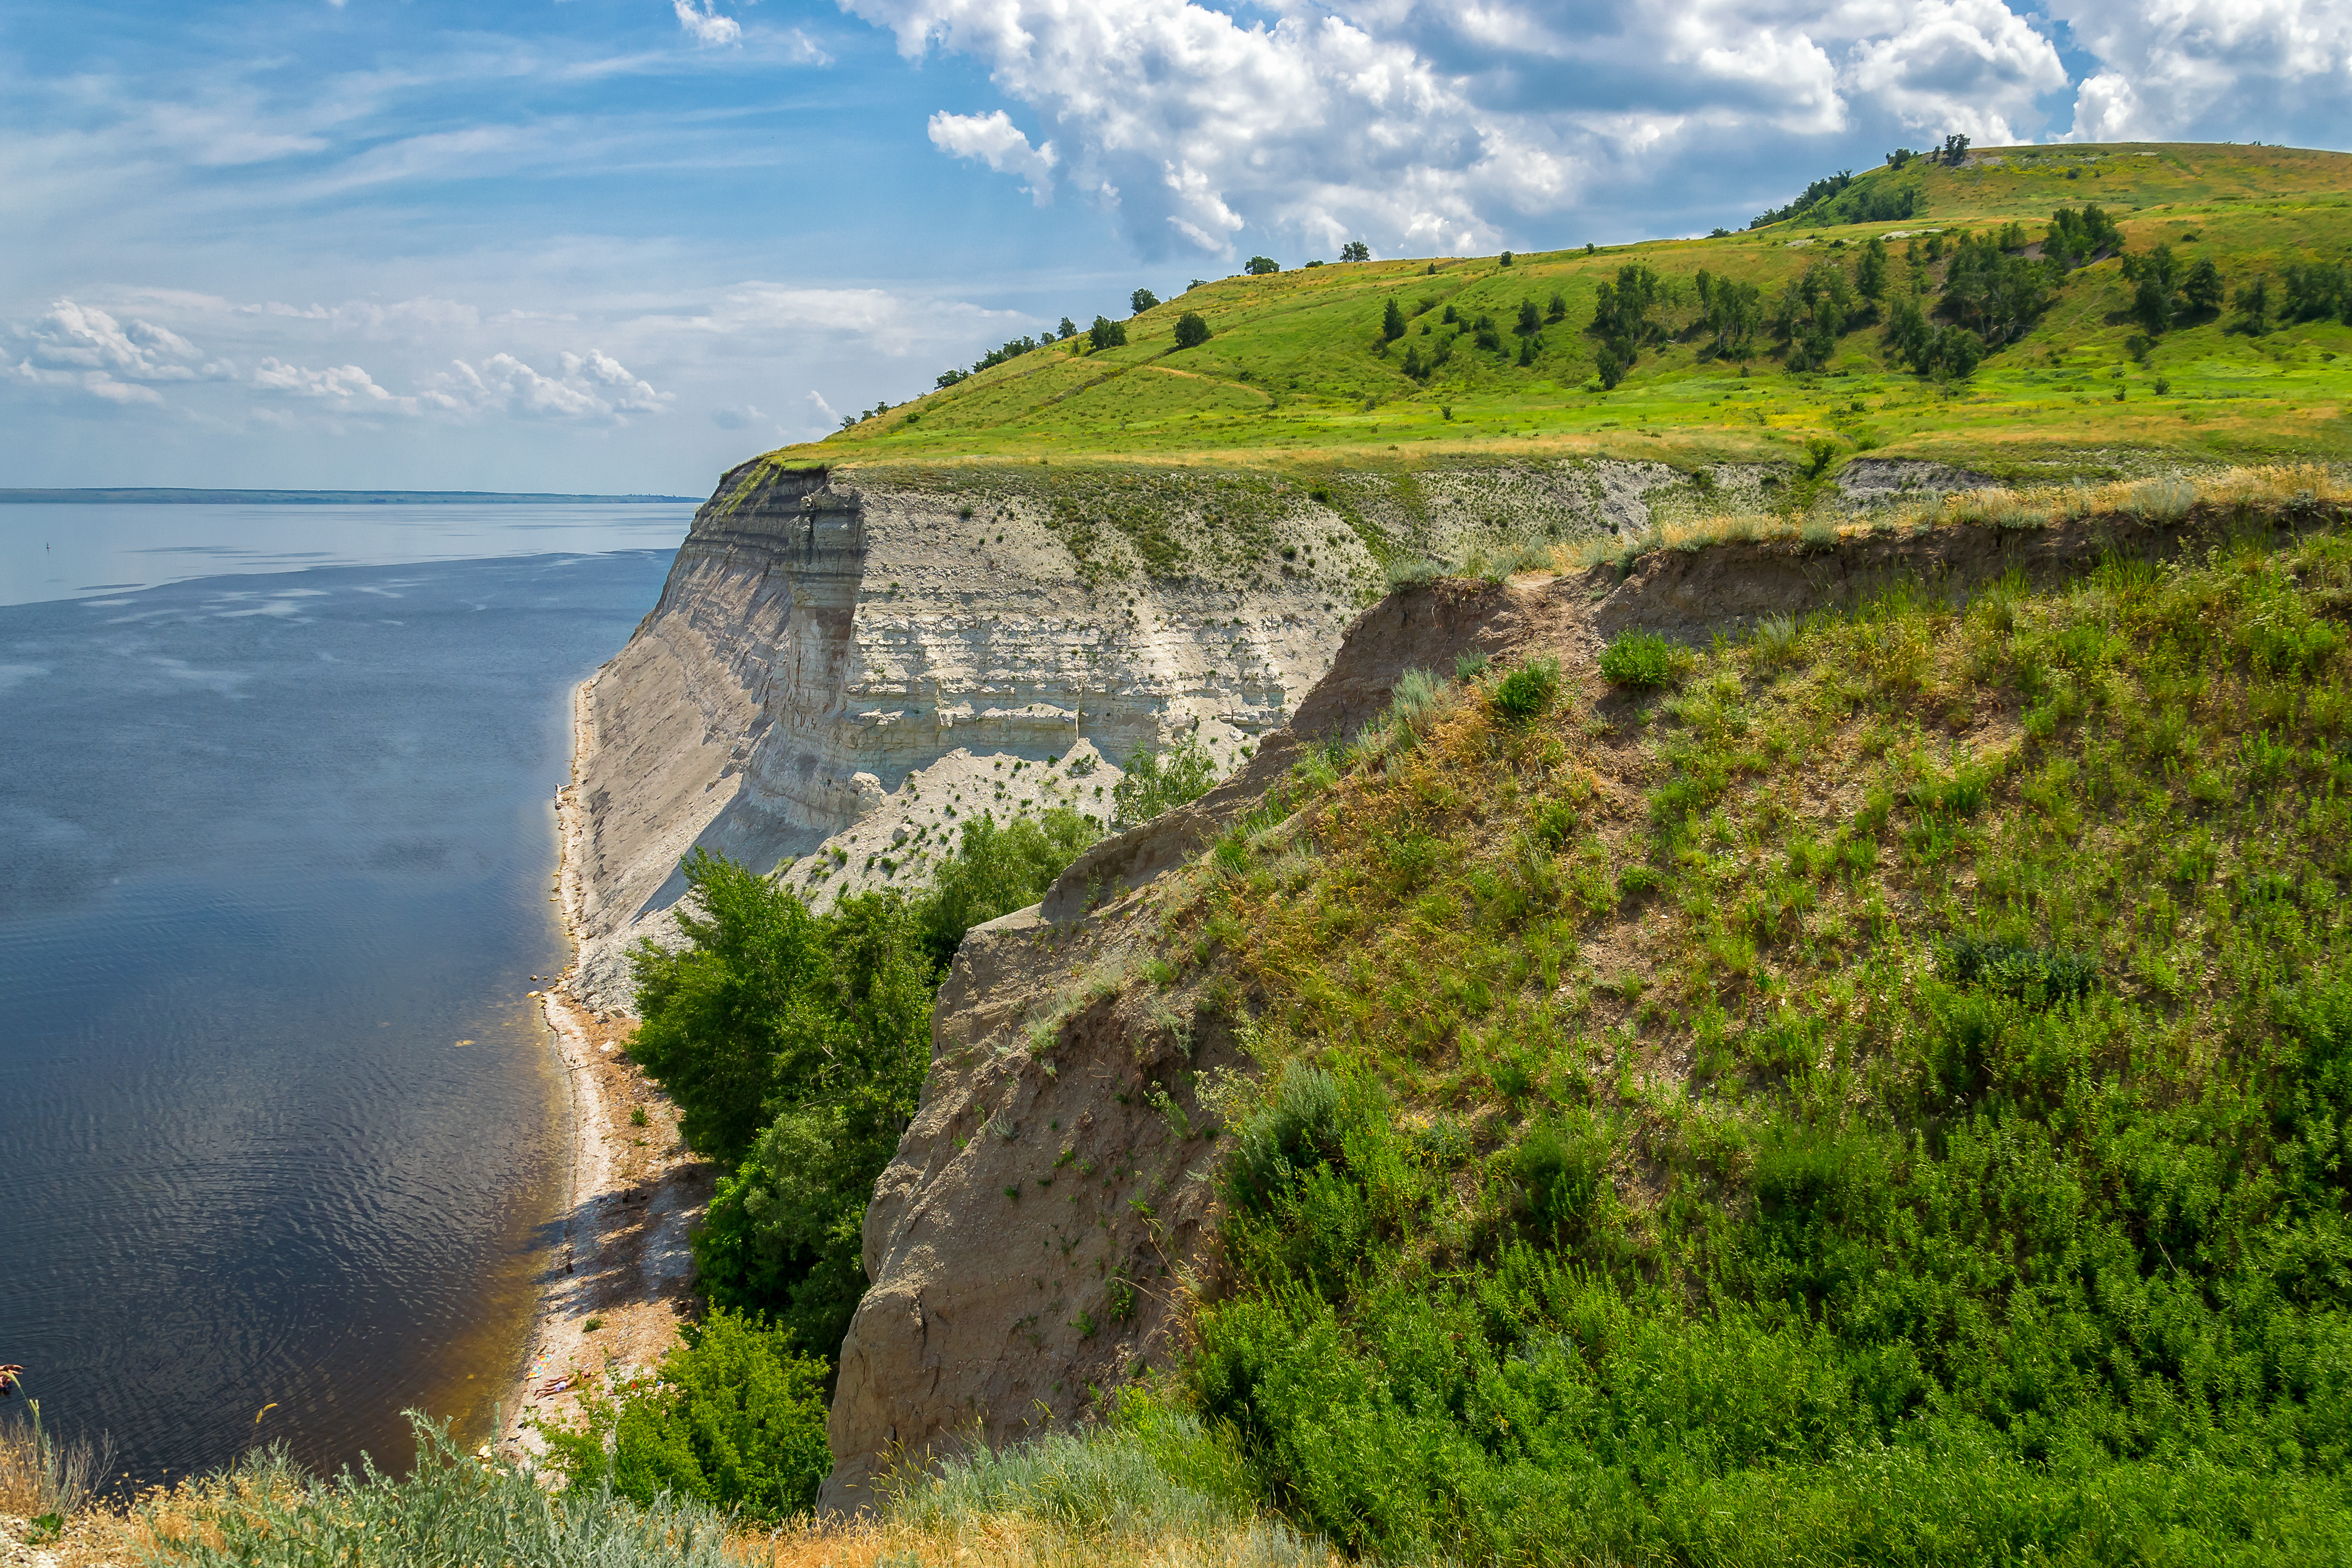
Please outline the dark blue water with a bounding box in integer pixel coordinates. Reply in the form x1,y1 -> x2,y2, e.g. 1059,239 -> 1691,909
0,546 -> 674,1485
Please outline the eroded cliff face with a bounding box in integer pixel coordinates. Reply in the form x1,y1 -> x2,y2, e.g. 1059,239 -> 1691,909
569,457 -> 1688,1007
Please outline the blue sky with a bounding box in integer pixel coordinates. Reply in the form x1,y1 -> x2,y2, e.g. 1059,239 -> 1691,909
5,1 -> 2347,495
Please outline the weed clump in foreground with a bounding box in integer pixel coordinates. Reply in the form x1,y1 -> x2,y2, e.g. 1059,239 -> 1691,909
1177,522 -> 2352,1564
1598,628 -> 1679,686
1491,656 -> 1561,720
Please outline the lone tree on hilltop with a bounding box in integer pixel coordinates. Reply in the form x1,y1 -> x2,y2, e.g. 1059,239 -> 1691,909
1340,241 -> 1370,263
1056,316 -> 1077,339
1246,256 -> 1280,276
1382,298 -> 1407,340
1088,314 -> 1127,351
1173,310 -> 1211,349
1130,288 -> 1160,314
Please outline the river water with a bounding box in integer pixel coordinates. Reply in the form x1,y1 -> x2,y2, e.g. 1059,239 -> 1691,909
0,503 -> 686,1487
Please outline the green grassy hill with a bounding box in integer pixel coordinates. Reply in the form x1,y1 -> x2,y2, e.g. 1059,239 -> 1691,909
1154,484 -> 2352,1563
785,143 -> 2352,481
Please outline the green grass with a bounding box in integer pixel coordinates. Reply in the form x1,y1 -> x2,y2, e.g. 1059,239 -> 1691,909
782,143 -> 2352,481
1143,497 -> 2352,1563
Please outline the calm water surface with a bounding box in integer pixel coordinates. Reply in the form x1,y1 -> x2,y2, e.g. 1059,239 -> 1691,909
0,510 -> 682,1485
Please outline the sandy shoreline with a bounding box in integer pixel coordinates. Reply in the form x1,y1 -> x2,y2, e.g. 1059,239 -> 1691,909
496,679 -> 711,1458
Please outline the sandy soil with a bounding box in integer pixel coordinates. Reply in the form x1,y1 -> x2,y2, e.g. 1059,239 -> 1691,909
495,682 -> 712,1459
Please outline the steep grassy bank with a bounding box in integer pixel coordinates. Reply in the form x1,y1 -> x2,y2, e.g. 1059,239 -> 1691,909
1147,473 -> 2352,1561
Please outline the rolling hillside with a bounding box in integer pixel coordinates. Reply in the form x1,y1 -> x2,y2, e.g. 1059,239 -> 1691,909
786,142 -> 2352,480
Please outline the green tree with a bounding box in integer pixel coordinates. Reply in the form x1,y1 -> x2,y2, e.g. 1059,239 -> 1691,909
1174,310 -> 1212,349
1112,732 -> 1221,830
1340,241 -> 1370,262
1515,299 -> 1542,336
2123,243 -> 2181,334
2234,274 -> 2272,335
2183,257 -> 2225,315
665,807 -> 1101,1349
1056,316 -> 1077,339
628,850 -> 847,1168
1381,297 -> 1406,341
1246,256 -> 1280,276
1855,235 -> 1889,301
1546,291 -> 1567,322
1130,287 -> 1161,314
1088,314 -> 1128,350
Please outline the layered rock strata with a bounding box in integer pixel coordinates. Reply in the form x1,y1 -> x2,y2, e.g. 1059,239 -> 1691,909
568,457 -> 1672,1006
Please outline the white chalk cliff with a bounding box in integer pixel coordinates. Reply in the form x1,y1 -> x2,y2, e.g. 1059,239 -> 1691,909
567,456 -> 1716,1007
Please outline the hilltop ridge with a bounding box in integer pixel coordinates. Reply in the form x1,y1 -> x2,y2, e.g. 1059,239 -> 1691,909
781,142 -> 2351,481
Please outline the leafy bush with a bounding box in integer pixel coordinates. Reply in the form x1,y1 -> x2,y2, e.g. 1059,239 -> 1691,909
1130,287 -> 1161,314
1111,731 -> 1221,829
1599,629 -> 1679,686
1173,310 -> 1211,350
1245,256 -> 1279,276
1491,657 -> 1561,720
533,1309 -> 829,1519
1088,314 -> 1128,351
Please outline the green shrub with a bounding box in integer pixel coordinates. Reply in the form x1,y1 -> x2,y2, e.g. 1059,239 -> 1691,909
1112,732 -> 1221,829
533,1309 -> 829,1520
1173,311 -> 1211,350
1225,1063 -> 1345,1214
1387,667 -> 1444,730
1599,629 -> 1679,686
1384,557 -> 1442,591
1750,611 -> 1804,667
1492,657 -> 1562,720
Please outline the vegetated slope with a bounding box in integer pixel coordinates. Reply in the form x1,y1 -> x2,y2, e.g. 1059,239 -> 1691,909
791,142 -> 2352,478
1143,481 -> 2352,1561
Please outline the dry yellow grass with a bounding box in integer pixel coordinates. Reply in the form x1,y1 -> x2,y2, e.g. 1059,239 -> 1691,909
736,1515 -> 1341,1568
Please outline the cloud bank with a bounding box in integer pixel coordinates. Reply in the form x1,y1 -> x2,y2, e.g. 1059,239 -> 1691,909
848,0 -> 2352,256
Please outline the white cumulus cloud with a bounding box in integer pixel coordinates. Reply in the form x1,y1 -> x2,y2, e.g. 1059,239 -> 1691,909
439,349 -> 674,421
929,110 -> 1059,204
674,1 -> 743,48
836,0 -> 2348,255
2047,0 -> 2352,141
253,357 -> 417,412
8,297 -> 234,405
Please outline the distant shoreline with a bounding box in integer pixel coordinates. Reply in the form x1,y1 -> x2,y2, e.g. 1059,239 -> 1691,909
0,488 -> 699,504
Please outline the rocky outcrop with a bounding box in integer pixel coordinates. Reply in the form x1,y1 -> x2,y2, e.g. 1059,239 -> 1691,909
567,457 -> 1667,1008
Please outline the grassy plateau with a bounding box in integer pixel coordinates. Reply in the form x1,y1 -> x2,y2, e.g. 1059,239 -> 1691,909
783,143 -> 2352,482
